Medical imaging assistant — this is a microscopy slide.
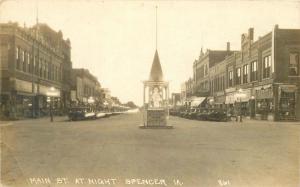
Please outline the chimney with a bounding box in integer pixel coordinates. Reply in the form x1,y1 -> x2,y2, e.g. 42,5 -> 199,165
226,42 -> 230,51
248,28 -> 254,40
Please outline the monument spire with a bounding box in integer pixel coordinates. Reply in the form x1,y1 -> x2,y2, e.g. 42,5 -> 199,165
155,5 -> 158,50
149,5 -> 163,82
35,0 -> 39,39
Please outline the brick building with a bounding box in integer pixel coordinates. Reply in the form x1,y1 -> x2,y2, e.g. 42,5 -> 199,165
190,25 -> 300,121
70,68 -> 103,106
193,44 -> 234,97
0,22 -> 72,119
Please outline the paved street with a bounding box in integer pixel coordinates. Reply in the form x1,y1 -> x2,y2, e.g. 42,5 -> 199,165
0,112 -> 299,187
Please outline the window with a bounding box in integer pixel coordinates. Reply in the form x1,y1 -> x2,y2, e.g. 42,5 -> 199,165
39,59 -> 43,77
16,47 -> 20,69
27,53 -> 30,73
236,68 -> 241,85
22,50 -> 25,62
250,61 -> 257,81
263,55 -> 271,78
33,56 -> 36,73
44,62 -> 47,79
289,53 -> 299,76
243,64 -> 248,83
15,47 -> 19,59
23,51 -> 27,72
228,71 -> 233,87
204,64 -> 208,76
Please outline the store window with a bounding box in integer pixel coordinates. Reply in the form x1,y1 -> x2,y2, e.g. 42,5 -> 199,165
289,53 -> 299,76
243,64 -> 248,83
236,68 -> 241,85
228,71 -> 233,87
250,61 -> 257,81
263,55 -> 271,78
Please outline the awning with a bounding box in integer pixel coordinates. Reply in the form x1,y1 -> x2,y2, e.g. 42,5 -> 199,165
190,97 -> 206,107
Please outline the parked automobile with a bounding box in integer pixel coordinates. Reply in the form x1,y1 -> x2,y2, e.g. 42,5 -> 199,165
187,108 -> 199,119
207,109 -> 228,122
95,112 -> 106,118
180,110 -> 190,118
196,109 -> 209,121
68,107 -> 96,121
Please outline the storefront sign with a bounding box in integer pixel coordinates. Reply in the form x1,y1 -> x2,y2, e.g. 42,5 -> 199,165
216,91 -> 225,97
71,90 -> 77,101
15,79 -> 32,93
225,94 -> 235,104
225,87 -> 236,93
256,87 -> 273,99
225,90 -> 251,104
279,85 -> 297,93
215,95 -> 225,104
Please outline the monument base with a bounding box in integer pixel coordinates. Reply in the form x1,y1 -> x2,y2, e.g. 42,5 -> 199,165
139,125 -> 173,129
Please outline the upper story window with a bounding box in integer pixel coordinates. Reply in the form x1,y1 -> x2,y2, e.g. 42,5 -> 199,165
22,50 -> 25,62
243,64 -> 249,83
204,64 -> 208,76
250,61 -> 257,82
289,53 -> 299,76
15,47 -> 19,60
228,70 -> 233,87
263,55 -> 271,78
23,51 -> 27,72
236,68 -> 241,85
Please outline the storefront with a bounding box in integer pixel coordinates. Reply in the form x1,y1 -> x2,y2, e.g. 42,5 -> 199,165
277,85 -> 297,120
255,84 -> 274,120
214,91 -> 226,108
225,89 -> 236,115
225,88 -> 251,116
188,96 -> 207,108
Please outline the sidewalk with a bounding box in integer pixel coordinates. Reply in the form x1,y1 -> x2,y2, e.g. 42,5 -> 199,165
228,116 -> 300,125
0,115 -> 68,126
0,121 -> 13,127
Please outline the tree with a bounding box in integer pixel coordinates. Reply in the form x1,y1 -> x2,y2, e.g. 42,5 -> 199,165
124,101 -> 137,109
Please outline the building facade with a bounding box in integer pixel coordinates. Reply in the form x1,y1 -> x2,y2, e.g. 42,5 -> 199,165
189,26 -> 300,121
70,68 -> 102,107
0,22 -> 72,119
193,44 -> 234,97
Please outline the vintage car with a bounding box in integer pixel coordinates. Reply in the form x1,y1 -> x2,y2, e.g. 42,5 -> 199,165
196,109 -> 210,121
206,109 -> 228,122
180,110 -> 190,118
68,107 -> 96,121
187,108 -> 199,119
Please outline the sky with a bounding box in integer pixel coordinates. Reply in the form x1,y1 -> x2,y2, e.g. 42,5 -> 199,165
1,0 -> 300,105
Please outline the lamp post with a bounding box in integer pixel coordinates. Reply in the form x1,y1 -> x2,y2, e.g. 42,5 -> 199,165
46,87 -> 59,122
250,95 -> 255,119
236,88 -> 245,122
209,98 -> 214,108
87,96 -> 95,112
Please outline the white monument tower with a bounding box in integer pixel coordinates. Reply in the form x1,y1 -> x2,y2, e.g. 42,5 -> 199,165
140,6 -> 172,129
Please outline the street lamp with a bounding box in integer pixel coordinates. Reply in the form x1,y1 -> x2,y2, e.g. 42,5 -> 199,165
250,95 -> 255,119
236,88 -> 246,122
46,87 -> 59,122
87,96 -> 95,111
209,98 -> 214,108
